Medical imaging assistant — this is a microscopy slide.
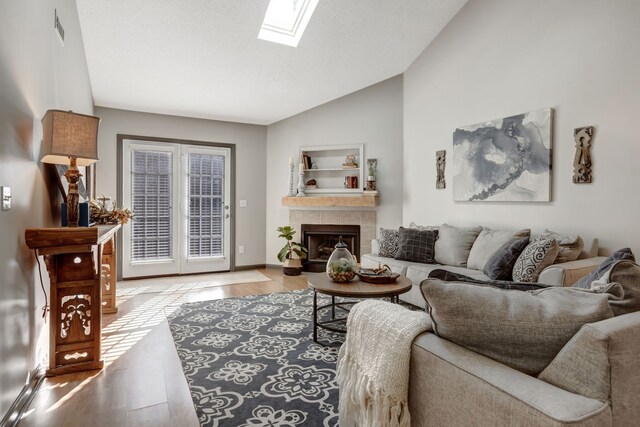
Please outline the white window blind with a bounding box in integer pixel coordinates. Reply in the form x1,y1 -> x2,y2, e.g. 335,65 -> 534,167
188,153 -> 224,258
130,150 -> 173,261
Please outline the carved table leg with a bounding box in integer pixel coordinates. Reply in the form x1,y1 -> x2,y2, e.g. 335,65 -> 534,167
101,235 -> 118,314
45,251 -> 103,376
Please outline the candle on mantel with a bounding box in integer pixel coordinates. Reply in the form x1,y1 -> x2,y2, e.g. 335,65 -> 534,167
289,157 -> 293,166
299,163 -> 305,171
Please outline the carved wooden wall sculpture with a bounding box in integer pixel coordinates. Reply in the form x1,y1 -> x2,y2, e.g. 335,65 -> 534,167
436,150 -> 446,189
573,126 -> 594,183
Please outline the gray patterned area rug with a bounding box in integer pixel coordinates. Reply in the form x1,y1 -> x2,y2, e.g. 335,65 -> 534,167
167,289 -> 350,427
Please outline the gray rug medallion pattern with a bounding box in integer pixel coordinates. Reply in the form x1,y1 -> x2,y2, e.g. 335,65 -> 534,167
167,289 -> 349,427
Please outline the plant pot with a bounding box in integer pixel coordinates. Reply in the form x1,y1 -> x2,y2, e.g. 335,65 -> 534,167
283,258 -> 303,276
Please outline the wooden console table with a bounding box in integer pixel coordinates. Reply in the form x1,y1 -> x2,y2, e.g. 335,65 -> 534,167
25,225 -> 120,376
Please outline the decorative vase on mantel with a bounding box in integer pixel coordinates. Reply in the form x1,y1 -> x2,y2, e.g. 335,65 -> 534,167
326,237 -> 356,282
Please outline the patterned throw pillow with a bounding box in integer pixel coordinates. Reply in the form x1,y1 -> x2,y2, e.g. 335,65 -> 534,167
378,228 -> 399,258
394,227 -> 438,264
512,238 -> 560,282
483,238 -> 530,281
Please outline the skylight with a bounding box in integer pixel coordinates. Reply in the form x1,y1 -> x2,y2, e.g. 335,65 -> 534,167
258,0 -> 319,47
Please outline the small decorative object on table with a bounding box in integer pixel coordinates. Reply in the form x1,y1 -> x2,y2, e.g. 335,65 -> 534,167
326,236 -> 356,282
305,179 -> 318,190
89,197 -> 133,225
357,264 -> 400,284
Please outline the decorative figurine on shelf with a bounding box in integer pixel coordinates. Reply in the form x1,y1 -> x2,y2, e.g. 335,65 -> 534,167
342,154 -> 358,169
297,162 -> 306,197
286,158 -> 296,196
366,158 -> 377,191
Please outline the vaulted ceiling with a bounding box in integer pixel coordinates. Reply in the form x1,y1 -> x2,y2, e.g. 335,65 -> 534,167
77,0 -> 466,125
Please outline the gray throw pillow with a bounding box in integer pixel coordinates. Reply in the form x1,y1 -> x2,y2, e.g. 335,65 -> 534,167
512,238 -> 560,282
378,228 -> 399,258
420,279 -> 622,375
483,238 -> 530,280
394,227 -> 438,264
573,248 -> 635,289
433,224 -> 482,267
467,228 -> 531,271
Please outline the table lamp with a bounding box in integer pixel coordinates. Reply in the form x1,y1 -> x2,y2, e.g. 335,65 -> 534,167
41,110 -> 100,227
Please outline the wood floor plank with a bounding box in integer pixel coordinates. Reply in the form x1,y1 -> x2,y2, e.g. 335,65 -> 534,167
19,268 -> 306,427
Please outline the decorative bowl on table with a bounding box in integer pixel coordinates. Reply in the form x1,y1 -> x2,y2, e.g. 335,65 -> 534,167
356,265 -> 400,284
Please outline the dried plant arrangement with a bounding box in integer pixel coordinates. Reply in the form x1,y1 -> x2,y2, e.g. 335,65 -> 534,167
89,197 -> 133,225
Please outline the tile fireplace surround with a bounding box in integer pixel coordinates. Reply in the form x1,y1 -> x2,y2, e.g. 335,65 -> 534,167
289,209 -> 376,258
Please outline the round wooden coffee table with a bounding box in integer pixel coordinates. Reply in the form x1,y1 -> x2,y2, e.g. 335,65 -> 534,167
306,273 -> 412,343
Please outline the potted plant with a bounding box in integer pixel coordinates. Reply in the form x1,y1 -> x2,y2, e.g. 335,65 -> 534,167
277,226 -> 308,276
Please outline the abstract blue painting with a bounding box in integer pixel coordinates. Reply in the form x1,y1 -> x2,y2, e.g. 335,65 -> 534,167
452,108 -> 552,202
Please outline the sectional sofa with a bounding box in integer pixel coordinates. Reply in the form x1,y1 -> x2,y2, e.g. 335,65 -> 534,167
361,226 -> 605,308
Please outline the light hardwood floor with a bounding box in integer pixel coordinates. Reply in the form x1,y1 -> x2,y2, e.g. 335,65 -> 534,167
19,268 -> 307,427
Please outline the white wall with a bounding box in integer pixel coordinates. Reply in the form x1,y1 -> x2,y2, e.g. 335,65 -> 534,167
0,0 -> 94,417
94,107 -> 267,267
404,0 -> 640,256
266,76 -> 404,264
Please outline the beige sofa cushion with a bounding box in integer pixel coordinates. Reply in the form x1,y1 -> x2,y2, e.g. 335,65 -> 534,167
467,227 -> 531,271
434,224 -> 482,267
421,279 -> 621,375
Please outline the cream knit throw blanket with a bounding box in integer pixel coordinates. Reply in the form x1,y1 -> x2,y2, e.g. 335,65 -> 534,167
336,299 -> 432,427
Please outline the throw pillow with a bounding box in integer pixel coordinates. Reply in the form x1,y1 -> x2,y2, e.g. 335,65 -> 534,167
409,222 -> 439,232
394,227 -> 438,264
483,238 -> 530,280
572,248 -> 635,289
433,224 -> 482,267
420,279 -> 621,375
541,230 -> 584,263
512,238 -> 560,282
467,228 -> 531,271
378,228 -> 399,258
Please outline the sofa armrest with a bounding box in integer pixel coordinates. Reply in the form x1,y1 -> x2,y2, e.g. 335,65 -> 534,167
539,312 -> 640,425
538,257 -> 607,287
410,333 -> 611,426
371,238 -> 379,256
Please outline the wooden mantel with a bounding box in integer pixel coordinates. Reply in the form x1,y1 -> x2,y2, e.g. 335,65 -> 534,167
282,195 -> 378,208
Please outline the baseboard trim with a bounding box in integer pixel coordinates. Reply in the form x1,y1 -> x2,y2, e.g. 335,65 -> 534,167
0,365 -> 45,427
235,264 -> 267,271
265,264 -> 282,270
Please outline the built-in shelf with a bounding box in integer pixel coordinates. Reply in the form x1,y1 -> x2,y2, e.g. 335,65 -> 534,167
282,195 -> 378,207
300,144 -> 364,193
303,168 -> 360,172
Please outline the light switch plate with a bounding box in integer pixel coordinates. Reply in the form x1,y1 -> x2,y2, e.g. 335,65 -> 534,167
238,245 -> 245,254
239,199 -> 248,208
1,186 -> 11,211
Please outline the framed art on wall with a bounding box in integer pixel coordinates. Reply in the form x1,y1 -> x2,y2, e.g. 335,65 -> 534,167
452,108 -> 552,202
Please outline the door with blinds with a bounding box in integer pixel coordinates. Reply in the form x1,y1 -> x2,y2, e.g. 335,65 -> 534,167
122,140 -> 231,278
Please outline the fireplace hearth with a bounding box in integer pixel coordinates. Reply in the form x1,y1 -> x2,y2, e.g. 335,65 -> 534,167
301,224 -> 360,272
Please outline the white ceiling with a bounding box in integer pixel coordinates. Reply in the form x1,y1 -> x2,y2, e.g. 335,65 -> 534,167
76,0 -> 466,125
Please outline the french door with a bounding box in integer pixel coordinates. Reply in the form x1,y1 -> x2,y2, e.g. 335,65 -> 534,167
121,140 -> 231,278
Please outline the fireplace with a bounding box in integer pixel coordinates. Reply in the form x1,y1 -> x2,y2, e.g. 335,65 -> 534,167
301,224 -> 360,272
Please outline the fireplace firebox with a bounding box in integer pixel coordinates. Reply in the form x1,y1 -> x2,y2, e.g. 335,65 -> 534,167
301,224 -> 360,272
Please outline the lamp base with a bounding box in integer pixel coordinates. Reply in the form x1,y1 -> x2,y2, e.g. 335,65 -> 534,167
63,157 -> 82,227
